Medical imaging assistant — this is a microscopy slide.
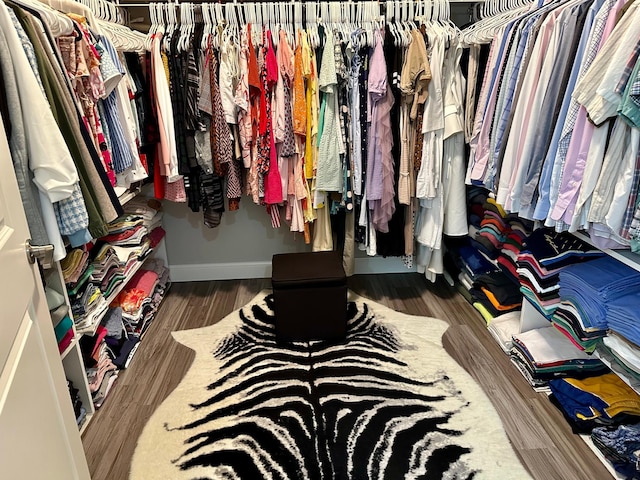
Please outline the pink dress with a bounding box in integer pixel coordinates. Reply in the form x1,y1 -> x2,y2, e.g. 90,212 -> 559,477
263,30 -> 283,205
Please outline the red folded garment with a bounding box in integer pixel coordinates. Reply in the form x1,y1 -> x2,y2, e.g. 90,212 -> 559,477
58,330 -> 74,354
148,227 -> 166,248
101,225 -> 144,244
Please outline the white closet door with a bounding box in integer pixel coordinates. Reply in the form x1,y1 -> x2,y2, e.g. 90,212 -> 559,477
0,120 -> 90,478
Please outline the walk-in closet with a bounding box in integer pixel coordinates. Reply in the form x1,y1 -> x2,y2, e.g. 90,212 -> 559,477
2,0 -> 640,478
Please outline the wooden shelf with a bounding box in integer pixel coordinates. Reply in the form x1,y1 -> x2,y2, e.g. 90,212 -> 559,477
60,335 -> 79,361
79,412 -> 93,435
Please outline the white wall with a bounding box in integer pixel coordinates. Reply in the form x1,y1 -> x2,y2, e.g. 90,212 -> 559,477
162,199 -> 414,281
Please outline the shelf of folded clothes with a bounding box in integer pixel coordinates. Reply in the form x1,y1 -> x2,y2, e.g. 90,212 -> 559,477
67,379 -> 88,431
549,372 -> 640,436
49,303 -> 77,359
61,200 -> 166,337
76,261 -> 170,409
552,256 -> 640,357
516,228 -> 605,321
574,231 -> 640,274
447,187 -> 533,326
510,326 -> 609,393
109,258 -> 171,342
79,331 -> 118,409
595,334 -> 640,397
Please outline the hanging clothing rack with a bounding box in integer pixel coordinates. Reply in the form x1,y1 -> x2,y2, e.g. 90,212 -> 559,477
118,0 -> 439,20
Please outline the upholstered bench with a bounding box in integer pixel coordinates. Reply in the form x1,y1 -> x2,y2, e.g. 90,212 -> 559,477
271,251 -> 347,342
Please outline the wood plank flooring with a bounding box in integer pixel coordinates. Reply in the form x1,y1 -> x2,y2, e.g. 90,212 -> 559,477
82,274 -> 612,480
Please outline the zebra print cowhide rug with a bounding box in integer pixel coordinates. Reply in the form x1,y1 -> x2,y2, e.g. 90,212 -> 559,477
131,291 -> 532,480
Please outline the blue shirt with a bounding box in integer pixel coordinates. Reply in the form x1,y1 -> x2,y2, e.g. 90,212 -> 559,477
533,0 -> 608,221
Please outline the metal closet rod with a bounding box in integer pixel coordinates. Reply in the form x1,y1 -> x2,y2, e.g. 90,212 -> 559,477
119,0 -> 356,5
119,0 -> 480,8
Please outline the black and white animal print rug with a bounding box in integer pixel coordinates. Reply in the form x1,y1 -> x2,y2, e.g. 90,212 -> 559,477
132,291 -> 532,480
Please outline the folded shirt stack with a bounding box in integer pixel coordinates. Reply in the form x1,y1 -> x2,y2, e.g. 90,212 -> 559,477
517,229 -> 604,319
551,302 -> 604,353
123,260 -> 171,338
104,214 -> 145,235
115,269 -> 159,318
510,326 -> 608,391
559,257 -> 640,332
470,271 -> 522,318
487,310 -> 522,353
60,248 -> 90,285
69,282 -> 109,332
123,197 -> 163,229
51,305 -> 74,354
67,380 -> 86,428
90,244 -> 121,286
595,334 -> 640,394
80,328 -> 119,408
524,229 -> 604,269
469,199 -> 510,261
497,215 -> 531,284
466,186 -> 489,229
606,289 -> 640,347
456,243 -> 499,280
517,251 -> 562,318
148,226 -> 166,248
112,242 -> 152,270
101,224 -> 148,247
549,373 -> 640,434
101,307 -> 142,370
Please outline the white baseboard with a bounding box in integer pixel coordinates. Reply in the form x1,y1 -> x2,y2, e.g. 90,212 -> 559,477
170,257 -> 416,282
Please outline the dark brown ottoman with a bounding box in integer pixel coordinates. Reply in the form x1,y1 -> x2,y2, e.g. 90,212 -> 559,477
271,251 -> 347,342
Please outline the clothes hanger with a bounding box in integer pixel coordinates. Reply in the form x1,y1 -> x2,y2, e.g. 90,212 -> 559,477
188,3 -> 195,51
277,2 -> 284,45
388,1 -> 398,47
12,0 -> 75,36
284,1 -> 291,47
373,2 -> 381,48
184,2 -> 194,52
403,0 -> 412,47
188,3 -> 195,48
229,2 -> 240,48
145,2 -> 156,51
176,2 -> 185,52
200,3 -> 209,50
311,0 -> 319,47
179,2 -> 187,51
148,2 -> 157,36
100,20 -> 147,52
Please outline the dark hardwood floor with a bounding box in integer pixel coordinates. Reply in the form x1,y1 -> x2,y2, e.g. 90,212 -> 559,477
82,274 -> 612,480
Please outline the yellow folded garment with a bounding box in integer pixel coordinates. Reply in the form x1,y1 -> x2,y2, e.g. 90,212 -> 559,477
473,302 -> 493,325
487,197 -> 507,217
566,373 -> 640,419
60,249 -> 84,280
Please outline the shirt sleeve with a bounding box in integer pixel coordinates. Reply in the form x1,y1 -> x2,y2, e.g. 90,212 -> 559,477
0,2 -> 78,203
